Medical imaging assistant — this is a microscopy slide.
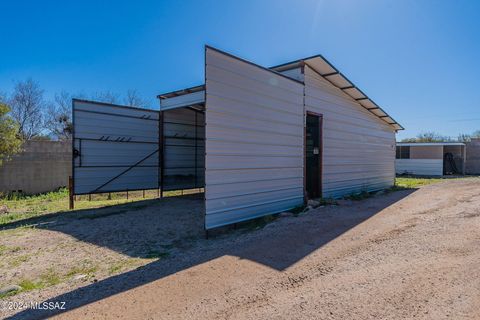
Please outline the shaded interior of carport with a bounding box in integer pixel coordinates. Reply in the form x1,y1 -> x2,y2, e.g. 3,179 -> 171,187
158,85 -> 206,193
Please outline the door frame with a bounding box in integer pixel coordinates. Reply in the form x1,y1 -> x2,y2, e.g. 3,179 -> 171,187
304,111 -> 323,202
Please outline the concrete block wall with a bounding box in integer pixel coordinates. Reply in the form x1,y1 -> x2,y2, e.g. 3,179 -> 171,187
0,141 -> 71,195
466,138 -> 480,174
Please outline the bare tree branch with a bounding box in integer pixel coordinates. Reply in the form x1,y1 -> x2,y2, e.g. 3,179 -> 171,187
90,91 -> 120,104
123,89 -> 148,108
45,91 -> 75,140
7,79 -> 46,140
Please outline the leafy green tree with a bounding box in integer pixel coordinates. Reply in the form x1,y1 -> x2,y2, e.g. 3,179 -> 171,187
0,102 -> 23,165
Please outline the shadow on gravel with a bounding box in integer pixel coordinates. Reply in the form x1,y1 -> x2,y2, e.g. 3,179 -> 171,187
6,189 -> 416,320
0,199 -> 161,231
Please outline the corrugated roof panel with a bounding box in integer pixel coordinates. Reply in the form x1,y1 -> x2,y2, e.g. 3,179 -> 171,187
299,56 -> 403,131
343,87 -> 366,100
324,73 -> 352,89
370,108 -> 388,117
306,57 -> 336,75
357,99 -> 377,110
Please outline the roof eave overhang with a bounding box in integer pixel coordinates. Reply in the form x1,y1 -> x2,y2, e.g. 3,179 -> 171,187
157,84 -> 205,100
156,52 -> 405,132
271,56 -> 404,131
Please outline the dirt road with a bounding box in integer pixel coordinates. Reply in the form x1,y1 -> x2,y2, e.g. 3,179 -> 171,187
9,178 -> 480,319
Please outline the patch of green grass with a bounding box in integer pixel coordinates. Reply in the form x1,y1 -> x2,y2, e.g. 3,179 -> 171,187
17,279 -> 44,291
0,245 -> 19,256
288,205 -> 307,215
0,225 -> 36,238
344,190 -> 373,201
1,263 -> 101,298
0,288 -> 22,299
0,188 -> 189,227
343,177 -> 447,200
1,278 -> 47,298
39,268 -> 61,286
394,176 -> 444,189
65,264 -> 98,278
108,263 -> 124,275
3,272 -> 58,297
8,254 -> 31,268
144,250 -> 170,259
318,198 -> 338,206
108,258 -> 144,275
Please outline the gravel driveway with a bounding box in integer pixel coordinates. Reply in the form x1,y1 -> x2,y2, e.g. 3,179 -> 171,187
6,178 -> 480,320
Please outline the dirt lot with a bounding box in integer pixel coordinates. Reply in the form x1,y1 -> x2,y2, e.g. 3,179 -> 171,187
3,178 -> 480,319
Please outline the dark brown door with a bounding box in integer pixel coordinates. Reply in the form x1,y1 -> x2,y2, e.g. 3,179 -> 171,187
305,113 -> 322,199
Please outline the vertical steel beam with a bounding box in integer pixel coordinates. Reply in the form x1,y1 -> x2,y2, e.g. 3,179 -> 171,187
159,111 -> 165,198
68,176 -> 74,209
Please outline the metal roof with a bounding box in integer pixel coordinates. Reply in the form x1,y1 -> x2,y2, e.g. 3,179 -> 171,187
157,52 -> 404,131
270,55 -> 404,131
396,142 -> 465,147
157,85 -> 205,99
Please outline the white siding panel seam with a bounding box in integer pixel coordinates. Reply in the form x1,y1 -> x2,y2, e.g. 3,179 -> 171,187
206,186 -> 303,200
207,137 -> 303,148
207,90 -> 301,117
207,107 -> 303,128
207,176 -> 304,186
206,153 -> 301,158
207,195 -> 304,215
208,64 -> 303,97
205,121 -> 303,139
207,78 -> 302,109
305,100 -> 392,131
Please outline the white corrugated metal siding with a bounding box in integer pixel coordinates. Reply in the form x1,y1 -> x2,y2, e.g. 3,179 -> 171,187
304,65 -> 396,198
395,159 -> 443,176
204,47 -> 305,229
73,100 -> 159,194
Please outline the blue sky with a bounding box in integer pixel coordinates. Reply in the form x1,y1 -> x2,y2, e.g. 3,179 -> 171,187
1,0 -> 479,140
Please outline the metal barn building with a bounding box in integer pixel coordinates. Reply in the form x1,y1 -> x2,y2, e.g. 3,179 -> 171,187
395,142 -> 466,176
72,46 -> 403,230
